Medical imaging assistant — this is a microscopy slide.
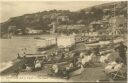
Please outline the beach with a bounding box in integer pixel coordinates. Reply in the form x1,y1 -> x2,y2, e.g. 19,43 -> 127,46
0,35 -> 57,71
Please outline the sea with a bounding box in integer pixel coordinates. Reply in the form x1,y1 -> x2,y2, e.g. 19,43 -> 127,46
0,35 -> 56,71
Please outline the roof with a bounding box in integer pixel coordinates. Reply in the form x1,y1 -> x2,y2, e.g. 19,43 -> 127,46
90,21 -> 102,25
57,25 -> 85,30
25,53 -> 46,57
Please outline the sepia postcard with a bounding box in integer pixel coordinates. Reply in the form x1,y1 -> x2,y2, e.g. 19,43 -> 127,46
0,0 -> 127,82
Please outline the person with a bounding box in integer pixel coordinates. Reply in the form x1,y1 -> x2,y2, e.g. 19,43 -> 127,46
104,58 -> 125,74
34,58 -> 42,70
80,52 -> 85,59
100,53 -> 115,64
43,56 -> 47,63
55,51 -> 57,55
81,55 -> 90,67
49,53 -> 54,62
62,67 -> 70,79
23,52 -> 26,57
60,52 -> 65,60
69,63 -> 74,69
115,42 -> 127,64
89,52 -> 98,63
94,46 -> 100,56
17,53 -> 22,59
51,64 -> 61,76
72,56 -> 78,67
25,64 -> 32,71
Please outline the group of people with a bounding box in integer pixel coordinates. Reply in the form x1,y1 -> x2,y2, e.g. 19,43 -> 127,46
49,42 -> 127,79
17,48 -> 76,72
16,42 -> 127,79
101,42 -> 127,78
104,58 -> 126,74
80,52 -> 99,67
49,49 -> 99,78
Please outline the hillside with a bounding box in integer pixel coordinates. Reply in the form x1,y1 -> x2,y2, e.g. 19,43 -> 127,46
0,1 -> 127,36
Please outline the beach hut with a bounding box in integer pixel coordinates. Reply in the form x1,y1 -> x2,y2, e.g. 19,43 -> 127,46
57,35 -> 75,49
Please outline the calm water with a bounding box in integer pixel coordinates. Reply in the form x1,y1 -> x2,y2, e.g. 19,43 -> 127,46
0,38 -> 37,63
0,35 -> 57,72
0,35 -> 56,63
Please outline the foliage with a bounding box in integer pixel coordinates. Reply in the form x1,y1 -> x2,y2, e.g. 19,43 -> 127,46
0,1 -> 127,36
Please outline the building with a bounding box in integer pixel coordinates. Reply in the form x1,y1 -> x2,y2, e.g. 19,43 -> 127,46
89,21 -> 103,32
57,24 -> 85,30
16,29 -> 23,35
56,24 -> 85,34
7,26 -> 16,38
26,28 -> 42,34
57,35 -> 75,48
57,16 -> 69,23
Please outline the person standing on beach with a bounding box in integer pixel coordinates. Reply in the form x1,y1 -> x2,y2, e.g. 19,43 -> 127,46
17,53 -> 22,59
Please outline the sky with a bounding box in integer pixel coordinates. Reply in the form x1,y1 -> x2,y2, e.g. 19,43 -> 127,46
0,1 -> 113,23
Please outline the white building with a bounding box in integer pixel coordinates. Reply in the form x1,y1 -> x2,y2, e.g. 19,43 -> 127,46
57,35 -> 75,48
